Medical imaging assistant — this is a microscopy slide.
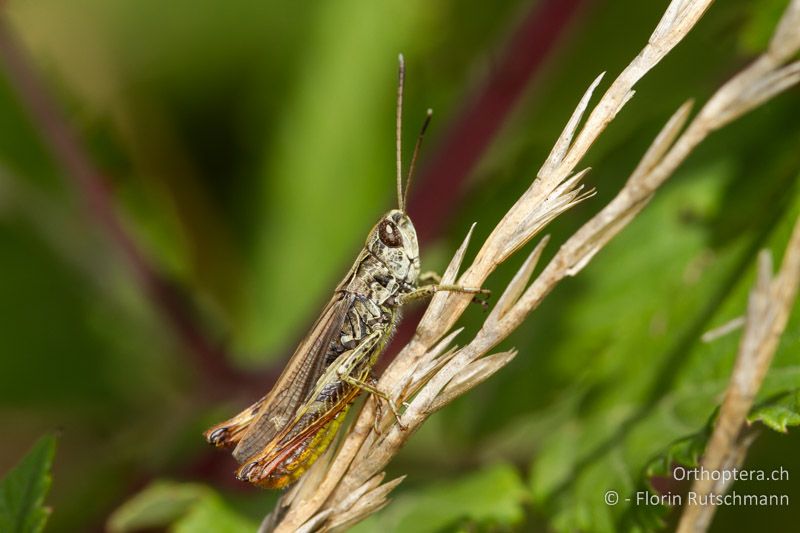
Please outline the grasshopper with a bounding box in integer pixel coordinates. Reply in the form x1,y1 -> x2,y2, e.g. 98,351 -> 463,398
204,55 -> 488,489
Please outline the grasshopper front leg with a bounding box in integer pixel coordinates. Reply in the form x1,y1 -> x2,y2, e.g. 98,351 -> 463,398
417,270 -> 442,285
396,283 -> 490,307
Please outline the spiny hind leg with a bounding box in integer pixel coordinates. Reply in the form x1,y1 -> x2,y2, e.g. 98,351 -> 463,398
328,331 -> 401,433
204,395 -> 266,449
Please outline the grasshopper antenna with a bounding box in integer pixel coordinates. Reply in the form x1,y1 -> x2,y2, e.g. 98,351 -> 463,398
404,108 -> 433,210
396,53 -> 405,212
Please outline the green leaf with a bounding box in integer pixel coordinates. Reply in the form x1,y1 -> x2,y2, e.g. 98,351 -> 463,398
642,416 -> 714,482
107,481 -> 211,532
107,480 -> 256,533
0,435 -> 57,533
748,390 -> 800,433
173,494 -> 257,533
353,464 -> 528,533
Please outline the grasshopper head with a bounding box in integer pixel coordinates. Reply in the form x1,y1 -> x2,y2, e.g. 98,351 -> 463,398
366,209 -> 420,284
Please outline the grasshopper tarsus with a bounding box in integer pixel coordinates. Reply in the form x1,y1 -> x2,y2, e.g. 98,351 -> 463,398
471,288 -> 492,310
473,296 -> 489,310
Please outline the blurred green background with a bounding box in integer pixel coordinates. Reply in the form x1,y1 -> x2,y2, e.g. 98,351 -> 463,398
1,0 -> 799,531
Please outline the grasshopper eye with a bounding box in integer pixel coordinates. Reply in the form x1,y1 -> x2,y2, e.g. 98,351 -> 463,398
378,220 -> 402,248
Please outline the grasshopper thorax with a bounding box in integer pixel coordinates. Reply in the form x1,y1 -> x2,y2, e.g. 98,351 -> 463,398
365,209 -> 420,286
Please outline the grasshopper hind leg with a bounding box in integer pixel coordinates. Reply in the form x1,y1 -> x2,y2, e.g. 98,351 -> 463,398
340,374 -> 408,432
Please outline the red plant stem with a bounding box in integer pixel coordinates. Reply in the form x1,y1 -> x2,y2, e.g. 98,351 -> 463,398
0,17 -> 246,386
409,0 -> 591,243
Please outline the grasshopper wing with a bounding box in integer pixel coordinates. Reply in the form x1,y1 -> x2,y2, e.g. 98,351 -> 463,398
236,329 -> 387,487
231,292 -> 354,462
223,291 -> 355,463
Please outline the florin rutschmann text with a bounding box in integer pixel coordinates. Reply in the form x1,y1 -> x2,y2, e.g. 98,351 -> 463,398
634,490 -> 789,507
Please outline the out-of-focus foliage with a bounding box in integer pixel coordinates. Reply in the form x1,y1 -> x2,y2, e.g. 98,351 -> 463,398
0,435 -> 56,533
527,173 -> 800,531
108,480 -> 256,533
352,464 -> 528,533
0,0 -> 799,532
